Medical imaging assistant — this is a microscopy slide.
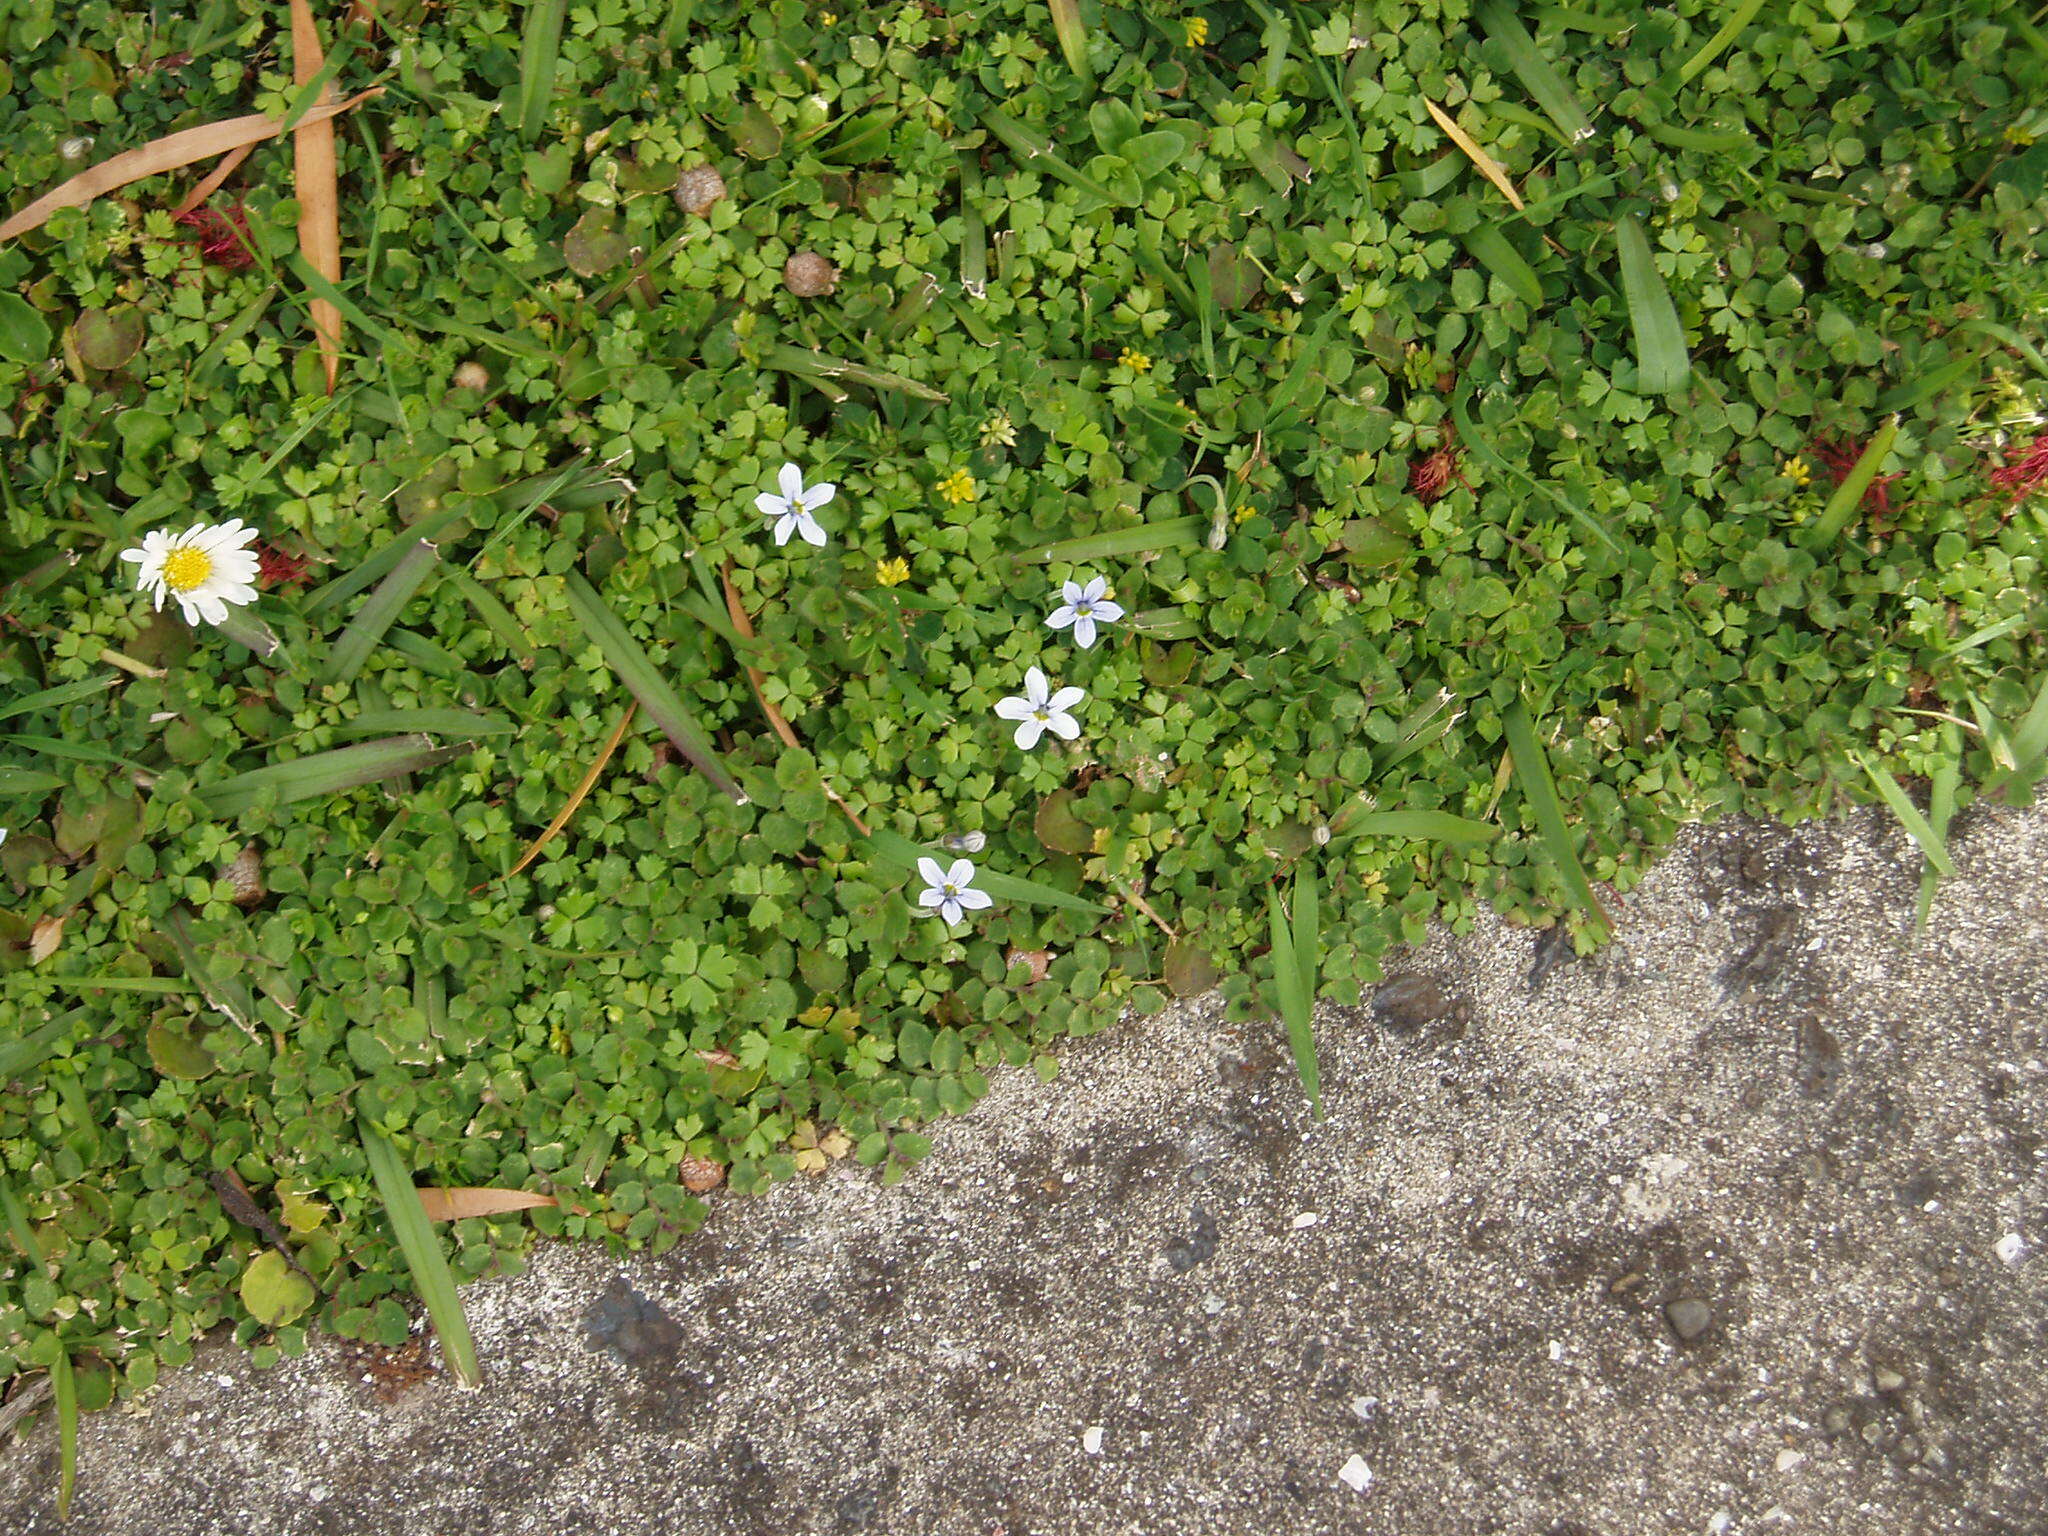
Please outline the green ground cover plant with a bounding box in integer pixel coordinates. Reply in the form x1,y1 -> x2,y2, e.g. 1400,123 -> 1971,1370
2,0 -> 2046,1472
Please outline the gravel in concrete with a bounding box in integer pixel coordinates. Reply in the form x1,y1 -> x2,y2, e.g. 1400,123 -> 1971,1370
5,803 -> 2046,1535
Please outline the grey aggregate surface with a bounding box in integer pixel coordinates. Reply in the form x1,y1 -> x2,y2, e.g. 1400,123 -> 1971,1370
4,803 -> 2045,1536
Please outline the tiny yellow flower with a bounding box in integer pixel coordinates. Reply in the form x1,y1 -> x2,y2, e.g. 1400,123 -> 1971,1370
820,9 -> 837,23
875,556 -> 911,587
980,410 -> 1016,448
938,469 -> 977,505
1184,16 -> 1209,46
1118,347 -> 1152,373
1782,455 -> 1812,486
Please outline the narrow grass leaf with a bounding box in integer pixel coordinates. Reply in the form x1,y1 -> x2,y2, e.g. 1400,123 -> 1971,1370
1805,416 -> 1900,545
1917,724 -> 1961,931
1331,809 -> 1501,846
1983,668 -> 2048,800
321,539 -> 439,687
756,342 -> 948,402
303,504 -> 467,619
500,701 -> 635,883
359,1119 -> 482,1388
1461,225 -> 1542,306
1615,214 -> 1691,394
1502,698 -> 1615,940
198,736 -> 472,817
1451,392 -> 1627,561
1424,100 -> 1526,209
1047,0 -> 1093,87
1258,306 -> 1341,432
53,1352 -> 76,1518
1664,0 -> 1767,91
1267,880 -> 1322,1120
1020,517 -> 1207,564
1853,752 -> 1957,879
0,1176 -> 46,1265
288,0 -> 343,392
981,110 -> 1122,202
160,907 -> 258,1035
1474,0 -> 1595,146
0,93 -> 381,243
0,676 -> 119,723
331,708 -> 512,740
1875,352 -> 1981,413
0,1014 -> 76,1082
517,0 -> 569,142
560,573 -> 743,804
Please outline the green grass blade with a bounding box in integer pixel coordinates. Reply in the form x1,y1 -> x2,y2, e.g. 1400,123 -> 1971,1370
358,1119 -> 482,1388
53,1351 -> 76,1518
160,907 -> 258,1035
1019,517 -> 1208,564
1047,0 -> 1093,87
1,1175 -> 46,1265
447,569 -> 538,665
1475,0 -> 1595,146
302,504 -> 468,619
755,342 -> 949,402
1257,306 -> 1341,433
0,676 -> 118,724
863,827 -> 1110,913
516,0 -> 569,143
1805,416 -> 1900,546
321,539 -> 439,688
1332,809 -> 1500,846
1982,668 -> 2048,801
1502,698 -> 1614,940
1615,214 -> 1691,395
1916,724 -> 1961,931
982,109 -> 1122,202
1292,864 -> 1319,1027
1853,751 -> 1957,879
331,708 -> 515,739
1267,880 -> 1322,1120
1462,226 -> 1543,307
1450,393 -> 1627,561
198,736 -> 473,817
1664,0 -> 1767,91
0,767 -> 66,794
560,573 -> 744,804
0,1014 -> 76,1082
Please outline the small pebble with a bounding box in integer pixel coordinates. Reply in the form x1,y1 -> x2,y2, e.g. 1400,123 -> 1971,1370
1995,1232 -> 2024,1266
1665,1298 -> 1714,1342
1201,1294 -> 1226,1316
1775,1449 -> 1805,1472
1292,1212 -> 1321,1229
1338,1454 -> 1373,1493
1548,1340 -> 1564,1361
1349,1396 -> 1379,1424
1082,1426 -> 1104,1456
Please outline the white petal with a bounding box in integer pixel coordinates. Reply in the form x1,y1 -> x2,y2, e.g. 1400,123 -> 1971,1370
756,491 -> 791,518
956,886 -> 993,911
939,896 -> 964,925
993,696 -> 1034,721
1047,686 -> 1086,713
1012,717 -> 1046,750
771,514 -> 798,546
1062,580 -> 1087,604
217,584 -> 260,608
1045,711 -> 1082,741
1046,605 -> 1078,631
118,546 -> 148,564
917,857 -> 947,887
798,481 -> 836,510
1083,576 -> 1108,603
1093,599 -> 1126,624
918,887 -> 948,908
796,511 -> 828,547
1072,615 -> 1097,649
778,463 -> 806,501
945,859 -> 977,888
1023,666 -> 1050,705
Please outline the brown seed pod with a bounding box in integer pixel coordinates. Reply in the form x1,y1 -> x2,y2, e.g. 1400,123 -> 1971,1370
677,1156 -> 725,1194
452,361 -> 489,391
783,250 -> 839,297
225,843 -> 264,906
673,164 -> 727,216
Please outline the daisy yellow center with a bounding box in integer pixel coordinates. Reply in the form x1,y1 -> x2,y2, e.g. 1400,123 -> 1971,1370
161,545 -> 214,593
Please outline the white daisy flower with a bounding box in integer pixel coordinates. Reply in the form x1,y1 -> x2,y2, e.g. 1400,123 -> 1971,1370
1045,575 -> 1126,649
118,519 -> 261,628
754,462 -> 836,547
994,666 -> 1085,750
916,856 -> 992,926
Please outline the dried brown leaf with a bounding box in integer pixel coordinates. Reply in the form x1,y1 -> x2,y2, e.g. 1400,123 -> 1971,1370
29,915 -> 64,965
0,92 -> 382,244
413,1187 -> 559,1222
496,702 -> 637,885
1422,99 -> 1525,211
171,143 -> 253,220
289,0 -> 343,392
